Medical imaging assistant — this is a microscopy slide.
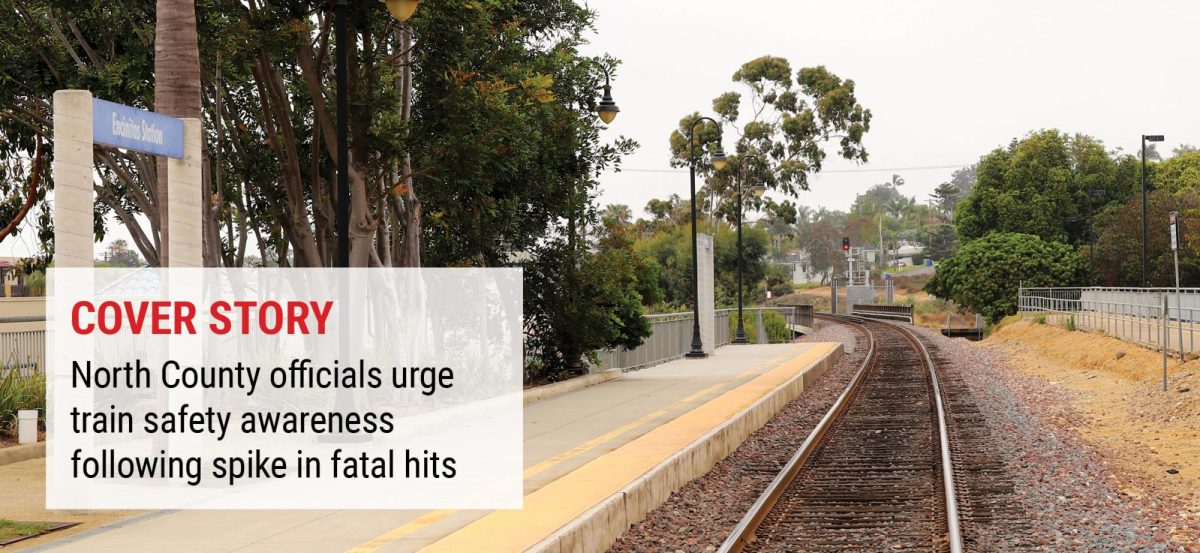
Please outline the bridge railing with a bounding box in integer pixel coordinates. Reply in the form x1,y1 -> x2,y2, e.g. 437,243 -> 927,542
594,306 -> 803,372
850,303 -> 914,323
1018,286 -> 1198,355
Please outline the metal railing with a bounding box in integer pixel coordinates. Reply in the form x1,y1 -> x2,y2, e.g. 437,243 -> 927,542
1018,287 -> 1198,355
594,306 -> 804,372
851,303 -> 914,323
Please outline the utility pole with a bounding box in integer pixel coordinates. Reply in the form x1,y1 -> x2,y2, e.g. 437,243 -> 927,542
1142,134 -> 1165,286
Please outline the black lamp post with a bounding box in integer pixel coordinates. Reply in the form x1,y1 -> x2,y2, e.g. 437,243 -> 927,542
733,155 -> 766,345
565,59 -> 621,374
1141,134 -> 1164,286
685,117 -> 728,358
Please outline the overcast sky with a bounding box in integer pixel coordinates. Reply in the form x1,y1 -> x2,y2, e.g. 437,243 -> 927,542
4,0 -> 1197,260
581,0 -> 1198,219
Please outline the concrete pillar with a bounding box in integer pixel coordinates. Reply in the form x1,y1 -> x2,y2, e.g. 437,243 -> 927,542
52,90 -> 94,268
697,233 -> 715,354
167,118 -> 203,267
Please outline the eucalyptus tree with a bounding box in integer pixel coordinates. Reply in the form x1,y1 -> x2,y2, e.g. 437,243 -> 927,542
667,56 -> 872,222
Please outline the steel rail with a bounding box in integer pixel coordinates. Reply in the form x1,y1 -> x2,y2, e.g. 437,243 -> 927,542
717,313 -> 963,553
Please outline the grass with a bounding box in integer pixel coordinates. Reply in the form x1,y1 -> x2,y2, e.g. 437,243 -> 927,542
0,368 -> 45,438
0,520 -> 51,540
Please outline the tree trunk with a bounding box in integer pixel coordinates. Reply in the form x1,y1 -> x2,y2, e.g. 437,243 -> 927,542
396,27 -> 421,267
153,0 -> 201,267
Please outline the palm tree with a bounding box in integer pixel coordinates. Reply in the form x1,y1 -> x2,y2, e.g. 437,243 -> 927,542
888,173 -> 905,189
154,0 -> 201,266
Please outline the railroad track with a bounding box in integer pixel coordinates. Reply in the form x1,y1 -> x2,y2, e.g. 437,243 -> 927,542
719,314 -> 963,553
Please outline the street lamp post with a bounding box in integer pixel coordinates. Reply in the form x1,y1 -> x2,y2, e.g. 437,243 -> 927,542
685,117 -> 728,358
733,155 -> 766,344
1141,134 -> 1164,286
565,59 -> 621,374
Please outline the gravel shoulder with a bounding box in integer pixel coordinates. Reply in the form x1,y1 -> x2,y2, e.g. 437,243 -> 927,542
968,318 -> 1200,550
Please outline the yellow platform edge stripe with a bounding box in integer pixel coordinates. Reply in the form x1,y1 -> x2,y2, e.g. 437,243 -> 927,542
346,351 -> 795,553
420,342 -> 840,553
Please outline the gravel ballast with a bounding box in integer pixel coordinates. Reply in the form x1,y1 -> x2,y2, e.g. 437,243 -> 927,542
609,320 -> 1187,552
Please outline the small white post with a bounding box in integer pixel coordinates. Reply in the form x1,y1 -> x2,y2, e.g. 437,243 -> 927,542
18,409 -> 37,444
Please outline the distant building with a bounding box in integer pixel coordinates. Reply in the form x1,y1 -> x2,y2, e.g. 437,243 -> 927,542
775,250 -> 824,285
0,257 -> 31,297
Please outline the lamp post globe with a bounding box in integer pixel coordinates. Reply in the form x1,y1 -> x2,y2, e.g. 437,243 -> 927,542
381,0 -> 420,22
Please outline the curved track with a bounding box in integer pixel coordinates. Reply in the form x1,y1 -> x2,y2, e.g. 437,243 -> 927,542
719,315 -> 963,553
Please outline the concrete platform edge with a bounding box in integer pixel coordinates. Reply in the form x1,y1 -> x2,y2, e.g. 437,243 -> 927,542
523,369 -> 623,405
0,441 -> 45,467
532,343 -> 844,553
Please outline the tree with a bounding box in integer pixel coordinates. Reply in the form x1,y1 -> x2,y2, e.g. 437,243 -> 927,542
851,182 -> 901,217
523,238 -> 652,381
1092,189 -> 1200,287
954,130 -> 1135,247
667,57 -> 872,224
99,239 -> 143,268
924,223 -> 959,261
931,181 -> 961,216
0,0 -> 643,377
1155,150 -> 1200,192
154,0 -> 201,266
949,164 -> 977,197
926,232 -> 1086,323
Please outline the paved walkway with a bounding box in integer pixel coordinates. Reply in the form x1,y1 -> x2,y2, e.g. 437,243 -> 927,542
17,343 -> 831,553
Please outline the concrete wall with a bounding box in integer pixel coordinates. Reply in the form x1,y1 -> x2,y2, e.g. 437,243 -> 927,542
697,233 -> 715,355
52,90 -> 95,268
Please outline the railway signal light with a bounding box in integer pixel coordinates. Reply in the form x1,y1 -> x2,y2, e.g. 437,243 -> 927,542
842,237 -> 850,252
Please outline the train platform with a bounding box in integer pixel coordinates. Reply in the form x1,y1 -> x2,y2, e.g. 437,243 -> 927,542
24,341 -> 841,553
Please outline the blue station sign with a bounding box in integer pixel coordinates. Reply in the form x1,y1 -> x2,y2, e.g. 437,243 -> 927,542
92,99 -> 184,159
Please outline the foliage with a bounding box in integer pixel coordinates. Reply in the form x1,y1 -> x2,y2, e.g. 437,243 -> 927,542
728,309 -> 791,344
954,130 -> 1136,246
522,239 -> 651,381
667,57 -> 872,226
1155,150 -> 1200,192
925,232 -> 1086,323
0,369 -> 45,437
97,239 -> 143,268
635,223 -> 769,311
924,223 -> 960,260
1092,189 -> 1200,287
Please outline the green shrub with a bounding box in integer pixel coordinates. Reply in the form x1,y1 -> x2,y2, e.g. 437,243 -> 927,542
1067,314 -> 1076,331
1036,314 -> 1046,325
762,310 -> 791,342
925,232 -> 1086,324
0,369 -> 45,436
728,310 -> 792,343
769,282 -> 794,298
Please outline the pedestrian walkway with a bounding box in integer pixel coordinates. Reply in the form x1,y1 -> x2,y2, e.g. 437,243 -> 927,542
19,342 -> 840,553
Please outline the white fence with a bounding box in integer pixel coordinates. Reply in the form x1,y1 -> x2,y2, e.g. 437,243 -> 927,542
594,306 -> 802,372
0,316 -> 44,377
1018,287 -> 1199,355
